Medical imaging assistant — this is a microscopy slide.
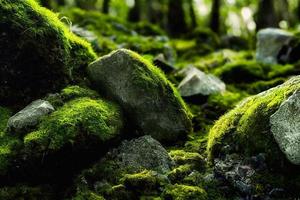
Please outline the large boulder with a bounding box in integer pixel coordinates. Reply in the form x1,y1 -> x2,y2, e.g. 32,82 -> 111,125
88,49 -> 192,143
178,66 -> 225,97
270,90 -> 300,165
207,76 -> 300,164
0,0 -> 96,107
256,28 -> 293,64
7,100 -> 55,133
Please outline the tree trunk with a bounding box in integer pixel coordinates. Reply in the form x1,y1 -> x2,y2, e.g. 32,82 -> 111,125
256,0 -> 278,31
57,0 -> 65,6
128,0 -> 141,22
103,0 -> 110,14
167,0 -> 187,36
189,0 -> 197,29
210,0 -> 221,34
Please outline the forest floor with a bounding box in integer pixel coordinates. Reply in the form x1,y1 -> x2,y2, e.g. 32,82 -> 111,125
1,1 -> 300,200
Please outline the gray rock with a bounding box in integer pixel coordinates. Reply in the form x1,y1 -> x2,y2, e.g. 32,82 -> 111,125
178,66 -> 226,97
256,28 -> 294,64
88,49 -> 192,143
270,90 -> 300,165
8,100 -> 54,133
110,135 -> 174,173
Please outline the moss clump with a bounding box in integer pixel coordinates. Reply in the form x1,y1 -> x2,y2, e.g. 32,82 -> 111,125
167,165 -> 193,183
0,0 -> 96,107
0,107 -> 21,175
24,97 -> 123,153
71,190 -> 105,200
207,90 -> 248,116
214,60 -> 265,83
60,85 -> 99,101
213,60 -> 299,85
0,107 -> 11,135
121,170 -> 168,195
162,184 -> 208,200
207,76 -> 300,165
169,150 -> 204,169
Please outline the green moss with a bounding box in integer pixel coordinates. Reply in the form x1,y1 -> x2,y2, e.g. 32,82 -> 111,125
169,150 -> 204,169
168,164 -> 193,183
71,190 -> 105,200
207,76 -> 300,164
213,59 -> 299,85
0,136 -> 21,175
162,184 -> 208,200
214,60 -> 265,83
121,170 -> 168,194
0,107 -> 11,135
24,97 -> 123,153
207,90 -> 248,114
127,50 -> 192,119
0,0 -> 96,107
241,78 -> 286,94
60,85 -> 99,101
0,107 -> 21,174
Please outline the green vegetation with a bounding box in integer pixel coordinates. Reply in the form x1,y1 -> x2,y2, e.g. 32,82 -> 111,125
162,184 -> 208,200
24,97 -> 123,153
121,170 -> 168,194
207,76 -> 300,164
60,85 -> 100,101
2,0 -> 300,199
0,0 -> 96,107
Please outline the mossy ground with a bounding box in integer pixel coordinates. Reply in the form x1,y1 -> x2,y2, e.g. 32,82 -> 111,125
2,1 -> 300,199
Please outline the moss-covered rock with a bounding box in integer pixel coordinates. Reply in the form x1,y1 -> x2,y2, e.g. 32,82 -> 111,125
0,0 -> 96,107
169,150 -> 205,170
1,96 -> 123,184
88,49 -> 192,143
24,97 -> 123,154
121,170 -> 169,195
207,76 -> 300,166
60,85 -> 100,101
162,184 -> 208,200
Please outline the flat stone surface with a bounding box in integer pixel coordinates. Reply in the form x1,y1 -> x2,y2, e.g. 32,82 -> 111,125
8,99 -> 54,133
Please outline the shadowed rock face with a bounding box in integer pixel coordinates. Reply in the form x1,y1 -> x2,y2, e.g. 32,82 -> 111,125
88,49 -> 192,143
270,90 -> 300,165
